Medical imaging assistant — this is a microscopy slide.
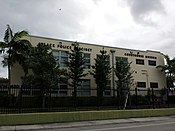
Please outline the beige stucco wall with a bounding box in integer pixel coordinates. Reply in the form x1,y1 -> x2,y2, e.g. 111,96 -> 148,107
10,35 -> 166,95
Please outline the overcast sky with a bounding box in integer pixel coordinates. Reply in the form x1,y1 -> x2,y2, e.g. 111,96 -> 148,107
0,0 -> 175,78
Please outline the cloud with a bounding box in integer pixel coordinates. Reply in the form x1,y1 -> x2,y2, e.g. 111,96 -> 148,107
1,0 -> 175,78
0,0 -> 92,41
126,0 -> 165,26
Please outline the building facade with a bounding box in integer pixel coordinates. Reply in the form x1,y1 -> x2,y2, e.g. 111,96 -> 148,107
10,35 -> 166,96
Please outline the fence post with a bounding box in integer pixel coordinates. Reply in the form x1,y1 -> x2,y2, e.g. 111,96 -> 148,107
74,88 -> 77,111
167,88 -> 169,108
18,85 -> 23,113
49,88 -> 52,109
151,87 -> 155,109
117,88 -> 120,109
135,88 -> 138,108
128,89 -> 131,109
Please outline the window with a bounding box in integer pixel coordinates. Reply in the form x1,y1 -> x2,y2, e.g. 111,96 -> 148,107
116,57 -> 128,64
104,80 -> 111,96
22,88 -> 40,96
51,81 -> 68,97
77,80 -> 90,96
83,53 -> 91,69
52,50 -> 68,67
148,60 -> 156,66
136,59 -> 144,65
150,82 -> 158,88
137,82 -> 146,88
59,83 -> 68,96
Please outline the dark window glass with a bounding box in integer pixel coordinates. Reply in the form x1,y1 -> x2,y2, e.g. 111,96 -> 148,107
83,53 -> 91,69
136,59 -> 144,65
150,82 -> 158,88
148,60 -> 156,66
116,57 -> 128,64
52,50 -> 68,67
137,82 -> 146,88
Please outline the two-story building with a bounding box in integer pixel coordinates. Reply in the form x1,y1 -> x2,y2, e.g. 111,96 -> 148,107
10,35 -> 166,96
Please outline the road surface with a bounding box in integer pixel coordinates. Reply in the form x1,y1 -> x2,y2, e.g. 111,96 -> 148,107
2,116 -> 175,131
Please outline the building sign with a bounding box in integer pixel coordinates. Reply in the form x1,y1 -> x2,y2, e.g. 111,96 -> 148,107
145,55 -> 157,59
124,51 -> 144,58
124,51 -> 157,59
38,42 -> 92,52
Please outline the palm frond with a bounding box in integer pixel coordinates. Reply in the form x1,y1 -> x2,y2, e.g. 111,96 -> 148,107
0,42 -> 8,48
0,42 -> 8,54
13,31 -> 29,42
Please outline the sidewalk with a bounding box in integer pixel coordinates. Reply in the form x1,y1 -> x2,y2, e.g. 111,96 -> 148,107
0,116 -> 172,131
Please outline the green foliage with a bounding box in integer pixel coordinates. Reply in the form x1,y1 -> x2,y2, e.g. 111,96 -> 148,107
90,49 -> 111,97
0,25 -> 32,82
157,55 -> 175,75
0,25 -> 31,66
23,44 -> 60,92
115,58 -> 133,97
157,55 -> 175,89
67,42 -> 87,96
21,44 -> 64,108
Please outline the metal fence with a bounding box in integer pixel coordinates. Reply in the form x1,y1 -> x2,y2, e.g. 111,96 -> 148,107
0,85 -> 174,114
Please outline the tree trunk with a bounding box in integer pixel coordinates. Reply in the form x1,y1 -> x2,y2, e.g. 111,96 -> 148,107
123,92 -> 129,110
8,64 -> 13,107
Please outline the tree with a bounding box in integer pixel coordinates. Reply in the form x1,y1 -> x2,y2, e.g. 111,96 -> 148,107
90,49 -> 111,107
0,24 -> 31,85
156,55 -> 175,89
115,58 -> 133,109
66,42 -> 87,107
22,44 -> 63,108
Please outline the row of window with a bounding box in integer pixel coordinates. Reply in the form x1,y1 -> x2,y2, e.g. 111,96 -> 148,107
136,59 -> 156,66
52,50 -> 91,68
56,80 -> 111,97
50,79 -> 92,96
52,50 -> 157,68
22,81 -> 158,97
137,82 -> 158,88
22,79 -> 91,97
22,80 -> 113,97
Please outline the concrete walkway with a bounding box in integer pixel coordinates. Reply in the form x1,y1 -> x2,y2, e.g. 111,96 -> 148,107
0,116 -> 172,131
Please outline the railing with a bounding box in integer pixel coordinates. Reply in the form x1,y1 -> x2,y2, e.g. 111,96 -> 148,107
0,85 -> 174,114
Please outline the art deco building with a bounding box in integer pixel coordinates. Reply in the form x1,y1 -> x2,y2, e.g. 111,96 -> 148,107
10,35 -> 166,96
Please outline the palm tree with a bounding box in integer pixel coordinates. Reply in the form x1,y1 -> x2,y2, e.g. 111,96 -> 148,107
0,24 -> 31,85
157,55 -> 175,89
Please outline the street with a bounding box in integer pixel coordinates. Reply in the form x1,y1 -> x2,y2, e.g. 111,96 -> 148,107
0,116 -> 175,131
36,120 -> 175,131
7,116 -> 175,131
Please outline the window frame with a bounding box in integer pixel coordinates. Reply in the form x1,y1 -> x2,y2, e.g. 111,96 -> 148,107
136,59 -> 144,65
83,53 -> 91,69
137,82 -> 146,88
150,82 -> 158,88
148,60 -> 156,66
103,80 -> 111,96
52,50 -> 69,67
77,79 -> 91,96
